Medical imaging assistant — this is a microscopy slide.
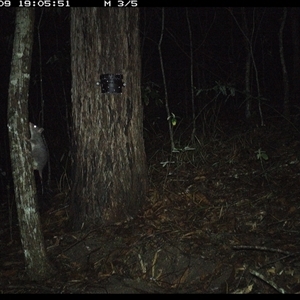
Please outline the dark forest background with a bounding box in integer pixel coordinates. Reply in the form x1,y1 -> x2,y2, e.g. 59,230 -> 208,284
1,7 -> 299,192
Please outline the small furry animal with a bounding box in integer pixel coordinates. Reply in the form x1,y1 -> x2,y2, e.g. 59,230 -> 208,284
28,122 -> 48,182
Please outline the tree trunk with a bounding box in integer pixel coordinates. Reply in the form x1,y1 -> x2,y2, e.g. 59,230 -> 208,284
241,8 -> 252,119
70,8 -> 147,228
244,51 -> 251,119
7,8 -> 54,280
291,7 -> 300,106
279,7 -> 290,120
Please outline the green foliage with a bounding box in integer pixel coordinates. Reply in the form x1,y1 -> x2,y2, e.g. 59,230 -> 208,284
255,148 -> 269,161
255,148 -> 269,181
195,81 -> 236,98
167,112 -> 177,127
141,81 -> 163,107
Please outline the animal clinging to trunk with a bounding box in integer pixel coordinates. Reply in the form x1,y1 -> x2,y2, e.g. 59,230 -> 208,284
28,122 -> 48,183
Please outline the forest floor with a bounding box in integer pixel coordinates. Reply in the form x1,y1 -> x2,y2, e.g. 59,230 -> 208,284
1,115 -> 300,294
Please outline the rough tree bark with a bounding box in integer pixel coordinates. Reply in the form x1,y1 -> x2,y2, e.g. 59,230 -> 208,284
7,8 -> 54,280
70,8 -> 147,228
